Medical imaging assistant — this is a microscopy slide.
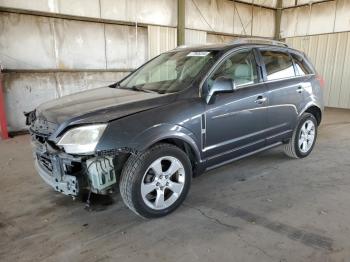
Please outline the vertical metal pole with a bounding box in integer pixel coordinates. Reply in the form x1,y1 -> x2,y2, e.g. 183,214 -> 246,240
0,69 -> 9,140
275,0 -> 283,40
177,0 -> 185,46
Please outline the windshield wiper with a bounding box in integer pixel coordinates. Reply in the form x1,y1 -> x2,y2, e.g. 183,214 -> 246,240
130,86 -> 158,94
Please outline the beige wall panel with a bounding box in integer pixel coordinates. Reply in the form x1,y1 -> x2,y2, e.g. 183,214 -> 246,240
313,35 -> 328,77
0,0 -> 55,12
0,0 -> 100,17
309,1 -> 336,35
3,71 -> 129,131
252,6 -> 275,38
298,0 -> 328,5
233,2 -> 253,36
106,24 -> 148,69
0,0 -> 177,27
56,0 -> 100,18
294,6 -> 311,37
0,13 -> 57,69
322,35 -> 337,106
282,1 -> 350,37
281,6 -> 312,38
185,0 -> 210,32
218,0 -> 235,34
306,36 -> 319,64
287,32 -> 350,109
148,26 -> 177,59
237,0 -> 277,8
184,0 -> 276,37
282,0 -> 296,8
280,8 -> 298,38
100,0 -> 177,27
328,33 -> 348,107
334,0 -> 350,33
185,29 -> 207,45
206,33 -> 237,44
339,33 -> 350,108
53,19 -> 106,69
185,0 -> 234,34
283,0 -> 325,8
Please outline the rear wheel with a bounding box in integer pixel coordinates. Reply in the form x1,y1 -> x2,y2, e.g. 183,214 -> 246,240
284,113 -> 318,159
119,143 -> 192,218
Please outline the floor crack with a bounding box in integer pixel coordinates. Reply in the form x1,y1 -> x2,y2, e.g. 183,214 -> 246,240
183,203 -> 277,260
183,203 -> 238,231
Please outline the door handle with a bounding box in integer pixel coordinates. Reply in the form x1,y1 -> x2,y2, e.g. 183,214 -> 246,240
296,86 -> 304,93
255,96 -> 267,104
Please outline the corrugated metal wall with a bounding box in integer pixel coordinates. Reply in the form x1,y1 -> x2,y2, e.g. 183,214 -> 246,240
206,33 -> 238,44
148,26 -> 177,59
186,0 -> 276,38
3,71 -> 129,131
281,0 -> 350,38
286,32 -> 350,109
283,0 -> 350,109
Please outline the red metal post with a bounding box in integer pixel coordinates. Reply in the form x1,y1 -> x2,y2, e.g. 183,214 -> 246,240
0,70 -> 9,140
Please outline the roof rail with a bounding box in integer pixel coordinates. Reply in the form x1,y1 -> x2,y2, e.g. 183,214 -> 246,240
230,38 -> 288,47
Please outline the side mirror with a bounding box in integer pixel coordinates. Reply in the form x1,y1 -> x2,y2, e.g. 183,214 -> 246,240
206,76 -> 236,104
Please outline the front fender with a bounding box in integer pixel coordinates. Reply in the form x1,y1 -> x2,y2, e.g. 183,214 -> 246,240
131,124 -> 202,161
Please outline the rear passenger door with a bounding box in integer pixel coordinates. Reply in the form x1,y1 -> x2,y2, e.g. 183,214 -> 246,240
258,48 -> 304,145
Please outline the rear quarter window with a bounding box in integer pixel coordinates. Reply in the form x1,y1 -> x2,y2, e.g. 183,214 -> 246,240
291,53 -> 314,76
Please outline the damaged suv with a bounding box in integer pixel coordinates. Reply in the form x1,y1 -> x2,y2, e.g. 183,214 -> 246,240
26,39 -> 324,218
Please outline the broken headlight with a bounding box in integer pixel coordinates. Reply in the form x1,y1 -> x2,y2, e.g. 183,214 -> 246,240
57,124 -> 107,154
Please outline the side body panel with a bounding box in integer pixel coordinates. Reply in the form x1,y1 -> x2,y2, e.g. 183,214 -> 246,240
203,83 -> 268,162
96,96 -> 205,161
257,47 -> 304,145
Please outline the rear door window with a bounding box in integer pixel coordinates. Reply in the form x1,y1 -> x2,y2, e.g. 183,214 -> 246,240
260,50 -> 295,81
291,53 -> 313,76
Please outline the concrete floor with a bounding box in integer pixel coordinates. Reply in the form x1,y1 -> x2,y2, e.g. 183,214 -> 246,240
1,108 -> 350,262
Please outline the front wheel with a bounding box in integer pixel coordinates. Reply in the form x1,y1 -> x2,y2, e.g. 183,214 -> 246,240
284,113 -> 318,159
119,143 -> 192,218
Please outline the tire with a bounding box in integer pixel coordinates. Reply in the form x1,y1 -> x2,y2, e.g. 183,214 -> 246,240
119,143 -> 192,218
284,113 -> 318,159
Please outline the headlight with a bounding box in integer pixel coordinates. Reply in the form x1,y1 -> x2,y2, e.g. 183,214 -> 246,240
57,124 -> 107,154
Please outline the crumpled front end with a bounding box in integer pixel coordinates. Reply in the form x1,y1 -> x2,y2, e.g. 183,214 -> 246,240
26,111 -> 117,197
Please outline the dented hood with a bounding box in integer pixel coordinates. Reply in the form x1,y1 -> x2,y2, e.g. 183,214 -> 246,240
36,87 -> 175,126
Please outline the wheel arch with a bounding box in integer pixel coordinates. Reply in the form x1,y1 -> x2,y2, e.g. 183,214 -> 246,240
304,105 -> 322,126
157,137 -> 201,173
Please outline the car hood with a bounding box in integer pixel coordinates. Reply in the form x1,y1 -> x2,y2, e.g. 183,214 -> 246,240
37,87 -> 176,126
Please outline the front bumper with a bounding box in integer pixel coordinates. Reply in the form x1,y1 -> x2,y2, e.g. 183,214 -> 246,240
34,155 -> 79,196
31,139 -> 84,197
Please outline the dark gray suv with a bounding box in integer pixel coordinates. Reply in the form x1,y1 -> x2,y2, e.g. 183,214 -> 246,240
26,39 -> 324,218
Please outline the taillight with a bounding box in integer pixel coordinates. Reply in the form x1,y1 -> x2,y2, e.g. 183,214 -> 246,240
316,75 -> 325,88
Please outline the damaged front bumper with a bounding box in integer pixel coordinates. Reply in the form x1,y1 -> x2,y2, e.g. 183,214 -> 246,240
32,139 -> 84,197
27,112 -> 118,198
34,156 -> 79,196
31,136 -> 118,197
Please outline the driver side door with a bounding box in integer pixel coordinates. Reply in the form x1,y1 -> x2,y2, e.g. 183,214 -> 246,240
203,48 -> 269,166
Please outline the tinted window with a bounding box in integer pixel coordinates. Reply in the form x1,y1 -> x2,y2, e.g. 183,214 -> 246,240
261,50 -> 295,81
209,50 -> 258,88
291,53 -> 313,76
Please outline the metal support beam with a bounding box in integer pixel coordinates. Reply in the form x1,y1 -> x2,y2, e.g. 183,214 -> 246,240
0,70 -> 9,140
275,0 -> 283,40
177,0 -> 185,46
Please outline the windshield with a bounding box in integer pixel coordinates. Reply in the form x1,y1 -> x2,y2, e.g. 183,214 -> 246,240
118,50 -> 217,94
